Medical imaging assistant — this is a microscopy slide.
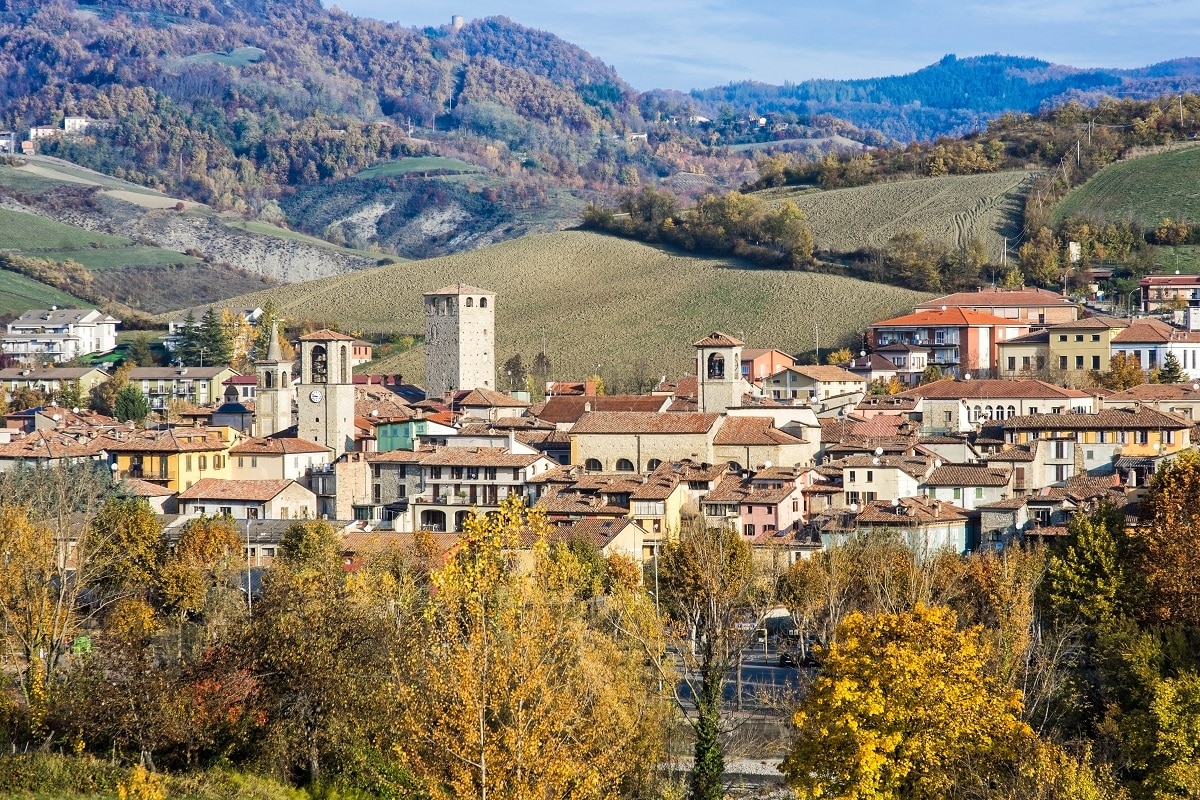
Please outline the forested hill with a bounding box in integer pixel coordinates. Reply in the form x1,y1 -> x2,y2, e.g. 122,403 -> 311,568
686,54 -> 1200,140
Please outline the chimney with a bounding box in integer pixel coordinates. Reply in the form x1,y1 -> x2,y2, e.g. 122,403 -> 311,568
584,401 -> 592,413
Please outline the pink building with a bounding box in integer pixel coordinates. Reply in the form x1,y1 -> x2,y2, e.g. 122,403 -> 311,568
702,466 -> 811,537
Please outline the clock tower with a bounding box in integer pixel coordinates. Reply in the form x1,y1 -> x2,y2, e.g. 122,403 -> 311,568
296,329 -> 357,457
253,320 -> 295,438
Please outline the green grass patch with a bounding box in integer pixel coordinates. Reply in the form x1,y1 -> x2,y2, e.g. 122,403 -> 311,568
0,209 -> 130,250
0,270 -> 88,316
1152,244 -> 1200,274
36,246 -> 197,270
228,220 -> 403,261
183,46 -> 266,67
0,166 -> 65,192
1053,144 -> 1200,228
353,156 -> 482,179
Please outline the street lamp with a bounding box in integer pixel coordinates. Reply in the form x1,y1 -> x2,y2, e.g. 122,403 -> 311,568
1127,288 -> 1141,317
245,518 -> 253,618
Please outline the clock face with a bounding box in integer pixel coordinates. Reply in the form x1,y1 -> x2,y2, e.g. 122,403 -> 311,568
309,390 -> 322,403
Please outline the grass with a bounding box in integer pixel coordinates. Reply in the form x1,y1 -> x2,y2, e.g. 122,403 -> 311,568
1152,245 -> 1200,274
353,156 -> 482,179
761,170 -> 1033,262
227,220 -> 396,261
183,230 -> 933,386
0,209 -> 197,271
0,270 -> 88,316
1053,144 -> 1200,228
183,46 -> 266,67
37,245 -> 197,270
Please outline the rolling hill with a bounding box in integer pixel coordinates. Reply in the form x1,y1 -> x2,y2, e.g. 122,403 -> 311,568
1052,144 -> 1200,229
759,170 -> 1034,261
191,231 -> 933,387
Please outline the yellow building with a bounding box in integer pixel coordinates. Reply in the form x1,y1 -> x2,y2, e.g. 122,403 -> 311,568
106,426 -> 239,492
1046,317 -> 1128,384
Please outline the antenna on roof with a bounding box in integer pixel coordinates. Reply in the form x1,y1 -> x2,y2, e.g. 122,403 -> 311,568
874,446 -> 884,456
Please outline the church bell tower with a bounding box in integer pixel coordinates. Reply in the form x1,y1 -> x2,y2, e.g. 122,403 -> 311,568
296,329 -> 357,457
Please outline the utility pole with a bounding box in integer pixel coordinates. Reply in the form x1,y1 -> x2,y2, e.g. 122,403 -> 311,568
1181,95 -> 1186,130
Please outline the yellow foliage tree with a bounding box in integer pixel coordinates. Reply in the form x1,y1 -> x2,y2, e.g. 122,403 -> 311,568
782,604 -> 1038,800
395,495 -> 666,800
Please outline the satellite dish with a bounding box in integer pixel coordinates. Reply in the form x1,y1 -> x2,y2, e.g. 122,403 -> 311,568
874,446 -> 884,456
1193,383 -> 1199,391
71,407 -> 79,414
763,460 -> 773,468
859,350 -> 866,357
963,373 -> 972,381
850,502 -> 859,512
872,457 -> 880,466
934,459 -> 943,468
941,305 -> 947,311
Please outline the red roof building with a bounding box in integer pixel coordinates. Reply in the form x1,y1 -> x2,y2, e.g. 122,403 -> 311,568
869,308 -> 1030,378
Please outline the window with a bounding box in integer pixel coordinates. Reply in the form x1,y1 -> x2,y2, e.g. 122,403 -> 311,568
194,505 -> 205,515
1058,334 -> 1068,342
943,411 -> 952,425
646,459 -> 663,471
465,297 -> 473,307
238,457 -> 244,468
615,458 -> 635,472
845,492 -> 860,506
451,466 -> 463,479
953,488 -> 961,500
975,487 -> 983,499
1022,356 -> 1031,370
251,456 -> 257,468
373,484 -> 381,502
1059,356 -> 1068,370
1165,430 -> 1176,445
866,470 -> 873,482
849,471 -> 857,482
218,506 -> 232,516
1029,407 -> 1038,415
372,464 -> 382,479
1091,334 -> 1101,342
1075,355 -> 1084,370
744,525 -> 755,537
480,297 -> 487,308
1075,334 -> 1084,342
484,467 -> 496,480
1007,405 -> 1016,418
1007,356 -> 1016,371
310,344 -> 328,383
199,455 -> 207,470
186,454 -> 193,472
1086,450 -> 1094,460
1136,430 -> 1149,444
214,455 -> 222,470
584,459 -> 602,471
706,353 -> 725,379
430,466 -> 442,479
1092,355 -> 1101,370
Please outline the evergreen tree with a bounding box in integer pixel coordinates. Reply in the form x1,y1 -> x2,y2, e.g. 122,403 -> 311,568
175,310 -> 201,367
1157,352 -> 1185,384
126,333 -> 157,368
113,383 -> 150,425
1045,505 -> 1128,628
198,307 -> 233,367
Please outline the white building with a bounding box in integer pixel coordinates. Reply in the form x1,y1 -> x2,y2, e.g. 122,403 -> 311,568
3,308 -> 119,364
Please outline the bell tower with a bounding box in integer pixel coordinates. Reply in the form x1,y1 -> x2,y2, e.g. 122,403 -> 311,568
424,283 -> 496,399
254,320 -> 294,438
694,332 -> 745,414
296,329 -> 357,457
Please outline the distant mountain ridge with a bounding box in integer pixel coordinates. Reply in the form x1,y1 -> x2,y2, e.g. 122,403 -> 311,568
685,54 -> 1200,139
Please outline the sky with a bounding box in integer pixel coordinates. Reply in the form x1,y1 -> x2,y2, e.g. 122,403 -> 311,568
331,0 -> 1200,92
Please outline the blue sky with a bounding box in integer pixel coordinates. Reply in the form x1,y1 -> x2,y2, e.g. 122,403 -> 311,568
332,1 -> 1200,91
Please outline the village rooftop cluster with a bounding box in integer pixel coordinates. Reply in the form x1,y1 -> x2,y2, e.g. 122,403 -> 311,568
4,278 -> 1200,566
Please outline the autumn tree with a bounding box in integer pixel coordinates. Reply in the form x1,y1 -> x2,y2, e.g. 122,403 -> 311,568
89,362 -> 133,416
1130,450 -> 1200,626
56,379 -> 85,410
1020,227 -> 1063,287
9,386 -> 48,412
156,514 -> 244,654
825,347 -> 853,366
1089,352 -> 1146,391
396,495 -> 666,800
782,604 -> 1043,800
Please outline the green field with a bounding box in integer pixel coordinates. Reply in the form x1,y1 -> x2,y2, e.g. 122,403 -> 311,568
763,170 -> 1034,262
184,46 -> 266,66
183,230 -> 933,385
0,209 -> 196,270
228,220 -> 402,261
353,156 -> 482,179
1152,245 -> 1200,274
0,270 -> 88,317
1053,145 -> 1200,228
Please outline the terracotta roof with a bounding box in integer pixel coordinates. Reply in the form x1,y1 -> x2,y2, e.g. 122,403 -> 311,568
874,342 -> 931,353
0,430 -> 109,460
978,496 -> 1030,510
534,395 -> 669,424
693,331 -> 744,347
458,388 -> 530,408
916,288 -> 1071,309
0,367 -> 104,381
536,491 -> 630,516
850,416 -> 912,438
570,412 -> 720,435
356,385 -> 415,420
177,478 -> 299,501
425,283 -> 494,296
1106,383 -> 1200,402
987,446 -> 1036,462
1000,329 -> 1051,345
229,436 -> 332,455
1002,406 -> 1191,431
770,365 -> 865,383
654,375 -> 698,398
856,395 -> 920,412
102,427 -> 232,453
421,448 -> 544,467
1112,318 -> 1174,344
832,454 -> 932,479
550,518 -> 640,548
703,474 -> 797,505
1140,276 -> 1200,286
224,375 -> 260,385
899,379 -> 1091,400
846,353 -> 899,371
365,448 -> 433,463
854,497 -> 969,524
872,307 -> 1023,328
298,329 -> 357,341
924,465 -> 1011,487
714,416 -> 805,446
119,477 -> 176,497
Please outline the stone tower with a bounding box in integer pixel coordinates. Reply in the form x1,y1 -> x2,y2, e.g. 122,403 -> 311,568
253,321 -> 295,438
296,329 -> 357,457
694,332 -> 745,414
424,283 -> 495,399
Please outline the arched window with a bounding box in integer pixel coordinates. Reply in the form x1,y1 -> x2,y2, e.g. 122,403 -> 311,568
311,345 -> 327,384
584,458 -> 602,471
971,405 -> 982,422
465,297 -> 473,307
1007,405 -> 1016,418
615,458 -> 635,472
420,509 -> 446,532
480,297 -> 488,308
263,371 -> 274,389
340,345 -> 349,384
707,352 -> 725,379
985,405 -> 994,420
454,510 -> 471,531
646,459 -> 663,471
727,461 -> 743,473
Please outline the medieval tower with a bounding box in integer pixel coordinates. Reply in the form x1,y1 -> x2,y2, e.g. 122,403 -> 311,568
424,284 -> 495,399
296,329 -> 357,457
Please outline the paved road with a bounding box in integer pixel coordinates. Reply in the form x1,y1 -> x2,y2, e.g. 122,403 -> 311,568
675,642 -> 808,711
